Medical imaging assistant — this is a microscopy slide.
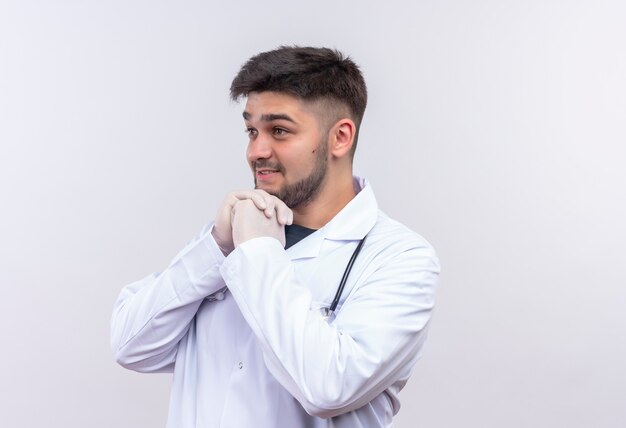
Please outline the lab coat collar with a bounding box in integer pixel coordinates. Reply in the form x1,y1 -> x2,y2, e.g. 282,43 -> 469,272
287,176 -> 378,260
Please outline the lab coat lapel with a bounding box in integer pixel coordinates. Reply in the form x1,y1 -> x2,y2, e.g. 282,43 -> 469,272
286,232 -> 324,261
285,177 -> 378,261
322,177 -> 378,241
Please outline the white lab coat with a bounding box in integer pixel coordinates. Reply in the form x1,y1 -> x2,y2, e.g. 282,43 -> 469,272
111,177 -> 440,427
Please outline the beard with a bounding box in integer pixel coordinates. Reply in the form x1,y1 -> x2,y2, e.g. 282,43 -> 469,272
254,138 -> 328,209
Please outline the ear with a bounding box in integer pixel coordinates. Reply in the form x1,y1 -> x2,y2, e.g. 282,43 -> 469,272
328,118 -> 356,159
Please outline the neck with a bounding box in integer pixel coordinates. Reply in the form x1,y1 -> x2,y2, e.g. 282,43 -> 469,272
292,170 -> 356,229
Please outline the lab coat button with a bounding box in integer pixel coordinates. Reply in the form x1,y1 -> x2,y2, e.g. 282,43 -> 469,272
238,362 -> 243,370
214,292 -> 225,301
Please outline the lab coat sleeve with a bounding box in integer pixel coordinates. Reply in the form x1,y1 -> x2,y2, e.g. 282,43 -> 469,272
111,223 -> 226,373
220,236 -> 439,418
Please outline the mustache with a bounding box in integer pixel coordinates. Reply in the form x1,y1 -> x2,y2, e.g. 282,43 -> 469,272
253,160 -> 284,172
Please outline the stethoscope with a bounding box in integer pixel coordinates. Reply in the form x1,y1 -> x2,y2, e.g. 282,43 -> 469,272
320,235 -> 367,321
207,235 -> 367,322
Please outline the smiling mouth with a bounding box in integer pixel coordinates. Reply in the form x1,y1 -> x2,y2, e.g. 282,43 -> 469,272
256,169 -> 279,175
255,169 -> 282,182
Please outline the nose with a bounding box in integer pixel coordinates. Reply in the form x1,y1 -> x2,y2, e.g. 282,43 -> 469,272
246,133 -> 272,161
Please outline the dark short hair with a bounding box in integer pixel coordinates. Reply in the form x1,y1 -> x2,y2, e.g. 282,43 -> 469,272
230,46 -> 368,150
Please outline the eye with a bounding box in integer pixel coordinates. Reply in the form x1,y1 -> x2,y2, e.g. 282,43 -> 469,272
272,127 -> 288,136
245,127 -> 258,137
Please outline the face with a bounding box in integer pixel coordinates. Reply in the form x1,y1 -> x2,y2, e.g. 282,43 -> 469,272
243,91 -> 329,208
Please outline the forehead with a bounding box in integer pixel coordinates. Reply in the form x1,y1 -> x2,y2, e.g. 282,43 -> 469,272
243,91 -> 318,122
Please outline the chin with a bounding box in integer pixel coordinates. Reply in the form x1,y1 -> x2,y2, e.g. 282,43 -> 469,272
254,183 -> 280,197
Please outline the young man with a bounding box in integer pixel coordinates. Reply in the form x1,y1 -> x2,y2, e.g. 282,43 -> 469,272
111,46 -> 440,427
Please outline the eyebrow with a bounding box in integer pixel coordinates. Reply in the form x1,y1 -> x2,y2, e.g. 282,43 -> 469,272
242,111 -> 297,124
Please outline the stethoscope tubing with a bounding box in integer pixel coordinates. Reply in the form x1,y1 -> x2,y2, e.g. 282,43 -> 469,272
328,235 -> 367,313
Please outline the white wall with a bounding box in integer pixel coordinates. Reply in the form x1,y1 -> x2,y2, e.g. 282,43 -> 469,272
1,1 -> 624,427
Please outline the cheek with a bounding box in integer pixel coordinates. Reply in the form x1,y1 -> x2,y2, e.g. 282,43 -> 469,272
245,145 -> 254,163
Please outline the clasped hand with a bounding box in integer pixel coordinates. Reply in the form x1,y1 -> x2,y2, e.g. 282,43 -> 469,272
211,190 -> 293,255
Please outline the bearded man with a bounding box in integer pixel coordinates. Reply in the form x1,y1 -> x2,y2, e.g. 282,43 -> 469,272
111,46 -> 440,428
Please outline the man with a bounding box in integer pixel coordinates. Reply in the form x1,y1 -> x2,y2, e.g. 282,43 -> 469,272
111,46 -> 440,427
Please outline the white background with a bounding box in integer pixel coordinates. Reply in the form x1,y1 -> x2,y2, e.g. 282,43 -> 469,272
1,1 -> 625,427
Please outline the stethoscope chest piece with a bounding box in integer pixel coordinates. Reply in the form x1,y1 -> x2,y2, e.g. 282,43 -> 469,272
320,307 -> 336,322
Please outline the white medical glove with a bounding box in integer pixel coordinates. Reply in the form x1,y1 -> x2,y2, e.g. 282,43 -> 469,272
231,198 -> 287,249
212,190 -> 292,255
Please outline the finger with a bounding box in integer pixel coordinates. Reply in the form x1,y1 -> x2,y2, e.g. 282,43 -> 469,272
230,190 -> 283,220
263,197 -> 276,218
230,190 -> 268,211
271,196 -> 293,225
249,189 -> 277,218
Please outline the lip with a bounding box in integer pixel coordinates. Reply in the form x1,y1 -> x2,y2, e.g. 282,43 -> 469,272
256,169 -> 280,181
